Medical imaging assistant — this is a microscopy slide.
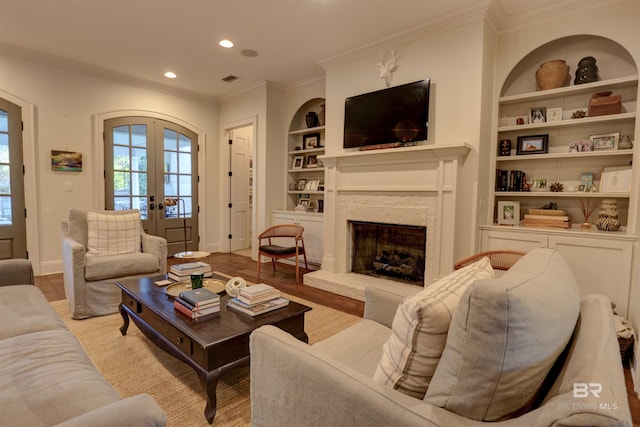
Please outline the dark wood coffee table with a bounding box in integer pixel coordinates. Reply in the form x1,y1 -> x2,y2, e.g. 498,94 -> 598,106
115,274 -> 311,424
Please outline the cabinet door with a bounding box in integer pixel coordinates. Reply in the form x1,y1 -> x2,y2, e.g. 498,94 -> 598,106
481,229 -> 547,252
548,235 -> 632,317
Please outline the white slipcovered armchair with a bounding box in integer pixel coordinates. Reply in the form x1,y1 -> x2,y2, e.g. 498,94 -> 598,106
61,208 -> 167,319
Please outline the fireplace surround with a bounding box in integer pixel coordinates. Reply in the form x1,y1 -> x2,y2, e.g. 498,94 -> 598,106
304,144 -> 470,301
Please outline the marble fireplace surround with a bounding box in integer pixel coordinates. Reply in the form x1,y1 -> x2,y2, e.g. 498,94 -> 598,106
304,143 -> 470,301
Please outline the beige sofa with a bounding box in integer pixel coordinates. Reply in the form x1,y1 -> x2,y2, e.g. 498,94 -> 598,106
0,259 -> 166,426
250,249 -> 632,426
61,208 -> 167,319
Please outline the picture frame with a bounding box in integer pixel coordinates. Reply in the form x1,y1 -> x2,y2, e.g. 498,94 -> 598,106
590,132 -> 620,151
303,132 -> 321,149
291,155 -> 304,170
547,107 -> 563,122
305,179 -> 320,191
516,134 -> 549,155
306,154 -> 319,168
51,150 -> 82,172
497,201 -> 520,226
297,179 -> 307,191
599,166 -> 632,192
530,177 -> 548,191
298,198 -> 310,207
529,107 -> 546,124
498,139 -> 511,156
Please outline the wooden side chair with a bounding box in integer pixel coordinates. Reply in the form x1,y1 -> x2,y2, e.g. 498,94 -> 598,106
453,250 -> 527,272
257,224 -> 308,284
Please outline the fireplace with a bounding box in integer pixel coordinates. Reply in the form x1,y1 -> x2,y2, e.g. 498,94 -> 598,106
350,221 -> 426,286
303,144 -> 470,301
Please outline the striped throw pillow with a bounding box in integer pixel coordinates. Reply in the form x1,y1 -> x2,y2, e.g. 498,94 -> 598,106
373,257 -> 494,398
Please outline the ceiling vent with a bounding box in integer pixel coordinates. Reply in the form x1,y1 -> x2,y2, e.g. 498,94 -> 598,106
222,75 -> 239,83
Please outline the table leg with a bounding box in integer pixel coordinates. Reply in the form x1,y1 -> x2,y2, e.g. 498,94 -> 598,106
199,369 -> 221,424
119,304 -> 130,336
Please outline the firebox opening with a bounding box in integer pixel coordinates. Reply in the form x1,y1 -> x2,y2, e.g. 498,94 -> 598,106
349,221 -> 426,286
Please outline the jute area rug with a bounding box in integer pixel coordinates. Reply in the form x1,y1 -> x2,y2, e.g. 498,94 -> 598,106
50,275 -> 360,427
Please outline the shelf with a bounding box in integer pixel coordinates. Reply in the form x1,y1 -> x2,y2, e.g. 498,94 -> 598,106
496,149 -> 633,162
495,191 -> 630,198
288,191 -> 324,195
289,126 -> 325,136
288,168 -> 326,173
480,224 -> 638,241
499,75 -> 638,105
497,112 -> 635,133
288,147 -> 325,155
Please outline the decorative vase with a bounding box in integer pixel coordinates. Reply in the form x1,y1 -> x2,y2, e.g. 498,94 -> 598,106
580,222 -> 592,230
596,199 -> 621,232
574,56 -> 599,85
305,112 -> 319,128
535,59 -> 570,90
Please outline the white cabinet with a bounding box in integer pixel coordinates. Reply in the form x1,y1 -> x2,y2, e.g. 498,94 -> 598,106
272,210 -> 324,267
480,226 -> 634,317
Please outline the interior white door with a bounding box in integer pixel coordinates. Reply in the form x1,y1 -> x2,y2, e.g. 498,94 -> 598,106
229,128 -> 251,251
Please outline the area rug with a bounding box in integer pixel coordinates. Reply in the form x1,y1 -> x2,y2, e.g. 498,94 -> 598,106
50,282 -> 360,426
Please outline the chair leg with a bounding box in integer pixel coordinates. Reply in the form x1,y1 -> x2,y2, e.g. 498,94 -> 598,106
295,254 -> 300,284
271,258 -> 276,272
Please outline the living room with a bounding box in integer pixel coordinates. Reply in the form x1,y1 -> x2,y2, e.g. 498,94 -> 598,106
1,0 -> 639,425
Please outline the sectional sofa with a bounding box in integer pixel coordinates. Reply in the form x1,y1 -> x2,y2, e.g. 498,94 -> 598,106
0,259 -> 166,426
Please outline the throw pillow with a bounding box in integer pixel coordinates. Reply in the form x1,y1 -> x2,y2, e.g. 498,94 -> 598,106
373,257 -> 494,399
86,210 -> 141,257
424,248 -> 580,421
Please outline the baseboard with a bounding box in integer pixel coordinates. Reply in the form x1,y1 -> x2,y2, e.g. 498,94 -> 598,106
632,340 -> 639,397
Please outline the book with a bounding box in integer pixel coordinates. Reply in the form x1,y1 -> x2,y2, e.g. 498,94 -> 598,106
226,297 -> 289,316
174,296 -> 220,312
524,214 -> 570,221
236,291 -> 281,306
178,288 -> 220,307
174,300 -> 220,319
522,218 -> 571,228
528,209 -> 566,216
170,263 -> 212,276
170,261 -> 210,272
239,283 -> 276,297
168,271 -> 212,282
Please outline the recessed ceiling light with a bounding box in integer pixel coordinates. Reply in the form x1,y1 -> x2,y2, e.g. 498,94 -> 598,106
219,39 -> 234,48
164,71 -> 177,79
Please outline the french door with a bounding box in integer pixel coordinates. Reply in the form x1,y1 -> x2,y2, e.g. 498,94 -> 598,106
104,117 -> 199,256
0,98 -> 27,259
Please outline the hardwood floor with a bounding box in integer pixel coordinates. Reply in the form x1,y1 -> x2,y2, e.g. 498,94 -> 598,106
35,252 -> 638,425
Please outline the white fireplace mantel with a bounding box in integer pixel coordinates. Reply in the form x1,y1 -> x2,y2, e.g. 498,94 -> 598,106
304,143 -> 471,301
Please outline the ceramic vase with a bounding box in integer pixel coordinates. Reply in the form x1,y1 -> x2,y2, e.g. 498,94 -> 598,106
535,60 -> 570,90
596,199 -> 621,232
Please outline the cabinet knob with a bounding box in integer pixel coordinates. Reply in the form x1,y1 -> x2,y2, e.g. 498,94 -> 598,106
176,337 -> 184,345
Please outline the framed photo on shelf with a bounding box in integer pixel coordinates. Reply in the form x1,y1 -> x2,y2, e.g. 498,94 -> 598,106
305,179 -> 320,191
547,107 -> 562,122
291,155 -> 304,170
590,132 -> 620,151
306,154 -> 319,168
529,107 -> 546,123
297,179 -> 307,191
497,201 -> 520,226
599,166 -> 632,192
516,134 -> 549,155
298,198 -> 311,207
303,133 -> 321,149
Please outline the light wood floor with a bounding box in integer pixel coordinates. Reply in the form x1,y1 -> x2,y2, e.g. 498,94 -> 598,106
35,252 -> 639,425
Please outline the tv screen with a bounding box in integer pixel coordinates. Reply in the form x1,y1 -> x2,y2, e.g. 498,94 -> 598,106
343,79 -> 430,149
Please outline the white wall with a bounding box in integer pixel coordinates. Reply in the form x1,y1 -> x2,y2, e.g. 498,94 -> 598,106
0,48 -> 220,274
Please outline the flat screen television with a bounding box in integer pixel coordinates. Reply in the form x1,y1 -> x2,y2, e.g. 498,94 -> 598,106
343,79 -> 430,149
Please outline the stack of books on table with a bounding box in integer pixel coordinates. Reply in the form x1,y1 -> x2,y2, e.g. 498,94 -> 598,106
226,283 -> 289,317
174,288 -> 220,320
522,208 -> 571,229
168,261 -> 212,282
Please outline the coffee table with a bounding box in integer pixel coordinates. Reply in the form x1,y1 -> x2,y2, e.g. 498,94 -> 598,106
116,274 -> 311,424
